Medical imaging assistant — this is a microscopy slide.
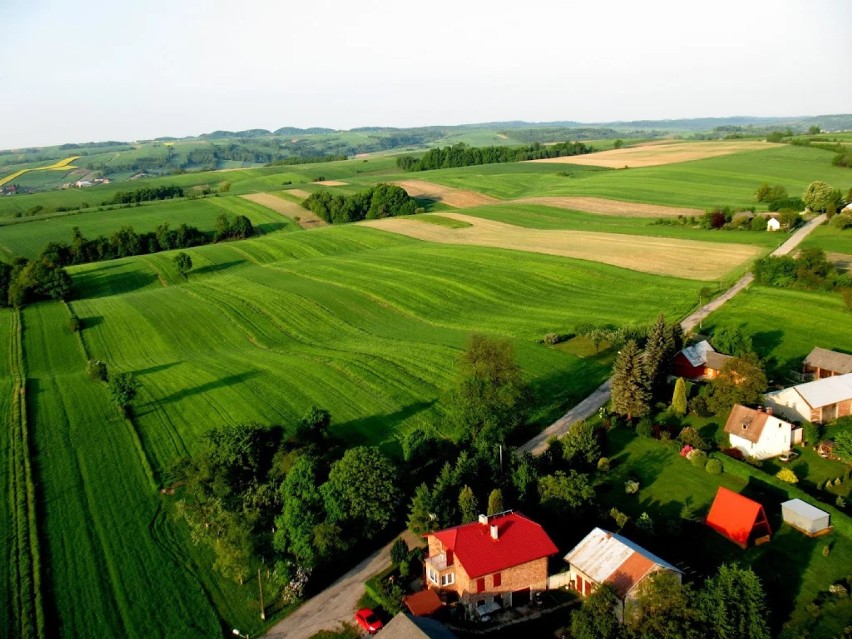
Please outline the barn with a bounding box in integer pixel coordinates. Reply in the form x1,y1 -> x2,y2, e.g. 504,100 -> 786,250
781,499 -> 831,536
705,487 -> 772,548
672,340 -> 733,381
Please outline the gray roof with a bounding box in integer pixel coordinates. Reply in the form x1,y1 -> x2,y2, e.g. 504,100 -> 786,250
380,614 -> 458,639
680,340 -> 715,367
804,348 -> 852,375
793,373 -> 852,408
705,351 -> 734,371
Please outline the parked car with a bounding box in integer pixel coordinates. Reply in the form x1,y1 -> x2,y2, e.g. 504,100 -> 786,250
779,450 -> 800,463
355,608 -> 383,634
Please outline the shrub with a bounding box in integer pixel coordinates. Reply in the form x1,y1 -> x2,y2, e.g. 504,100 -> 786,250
690,396 -> 711,417
597,457 -> 610,472
706,458 -> 723,475
390,537 -> 409,566
624,479 -> 640,494
636,417 -> 653,438
689,450 -> 708,468
636,512 -> 654,531
678,427 -> 709,451
776,467 -> 799,484
68,315 -> 81,332
86,359 -> 108,382
543,332 -> 567,345
837,496 -> 847,509
609,507 -> 629,530
721,447 -> 745,461
823,544 -> 831,557
745,455 -> 763,469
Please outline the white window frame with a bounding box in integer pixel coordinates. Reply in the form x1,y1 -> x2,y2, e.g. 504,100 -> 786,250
428,568 -> 439,584
441,572 -> 455,586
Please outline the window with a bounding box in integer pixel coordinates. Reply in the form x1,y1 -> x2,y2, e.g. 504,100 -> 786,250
493,573 -> 502,587
476,578 -> 485,593
428,569 -> 438,584
441,573 -> 455,586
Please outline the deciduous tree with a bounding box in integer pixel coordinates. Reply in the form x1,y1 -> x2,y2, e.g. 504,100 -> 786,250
173,251 -> 192,278
570,583 -> 624,639
707,353 -> 767,415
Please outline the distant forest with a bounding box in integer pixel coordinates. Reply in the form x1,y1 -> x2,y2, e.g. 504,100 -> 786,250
395,141 -> 594,172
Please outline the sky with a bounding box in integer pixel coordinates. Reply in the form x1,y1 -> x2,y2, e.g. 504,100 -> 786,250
1,0 -> 850,149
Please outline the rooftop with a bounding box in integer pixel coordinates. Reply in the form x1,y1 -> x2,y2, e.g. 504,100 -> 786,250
792,373 -> 852,409
803,347 -> 852,375
723,404 -> 792,443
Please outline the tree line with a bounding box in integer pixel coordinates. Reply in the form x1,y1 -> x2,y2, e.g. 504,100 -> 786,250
36,213 -> 254,268
301,184 -> 417,224
107,185 -> 184,205
0,256 -> 71,308
395,141 -> 594,172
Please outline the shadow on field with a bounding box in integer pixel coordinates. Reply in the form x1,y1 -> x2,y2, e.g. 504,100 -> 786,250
134,361 -> 180,377
82,315 -> 104,329
191,260 -> 247,277
145,370 -> 260,407
335,400 -> 436,447
73,268 -> 158,299
255,221 -> 288,235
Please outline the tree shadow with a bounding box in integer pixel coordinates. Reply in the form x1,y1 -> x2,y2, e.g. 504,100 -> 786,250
191,260 -> 248,277
73,269 -> 158,299
255,222 -> 288,235
751,329 -> 784,358
144,370 -> 260,407
134,361 -> 180,377
82,315 -> 104,329
334,400 -> 437,454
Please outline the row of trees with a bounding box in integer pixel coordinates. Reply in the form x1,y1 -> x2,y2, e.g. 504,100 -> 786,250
572,564 -> 771,639
395,141 -> 593,172
37,214 -> 254,268
107,184 -> 184,205
301,184 -> 417,224
0,256 -> 72,308
754,247 -> 849,291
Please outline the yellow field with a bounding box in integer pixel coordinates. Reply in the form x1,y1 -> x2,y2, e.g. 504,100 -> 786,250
0,156 -> 81,187
240,192 -> 326,229
512,196 -> 703,218
530,141 -> 776,168
392,179 -> 499,208
361,212 -> 762,280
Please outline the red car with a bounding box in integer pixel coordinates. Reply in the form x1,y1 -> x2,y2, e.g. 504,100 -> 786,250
355,608 -> 383,634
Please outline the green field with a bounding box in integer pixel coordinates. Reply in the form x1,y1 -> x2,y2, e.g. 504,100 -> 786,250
702,286 -> 852,378
0,196 -> 294,259
798,224 -> 852,256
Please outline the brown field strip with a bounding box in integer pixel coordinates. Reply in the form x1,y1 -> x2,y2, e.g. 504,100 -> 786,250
313,180 -> 348,186
284,189 -> 311,199
393,179 -> 499,208
240,193 -> 326,229
360,213 -> 761,280
512,196 -> 703,218
530,140 -> 778,168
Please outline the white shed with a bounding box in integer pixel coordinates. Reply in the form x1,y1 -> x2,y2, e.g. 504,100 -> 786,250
766,217 -> 781,231
781,499 -> 831,535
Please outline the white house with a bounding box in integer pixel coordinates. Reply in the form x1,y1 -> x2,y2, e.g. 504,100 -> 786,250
764,373 -> 852,424
724,404 -> 799,460
766,217 -> 781,231
564,528 -> 682,622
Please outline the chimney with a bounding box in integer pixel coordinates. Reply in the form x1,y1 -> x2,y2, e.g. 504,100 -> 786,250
757,406 -> 764,413
490,524 -> 499,540
478,514 -> 488,526
767,407 -> 773,416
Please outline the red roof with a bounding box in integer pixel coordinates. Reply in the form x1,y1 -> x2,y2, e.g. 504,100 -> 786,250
404,589 -> 443,616
429,512 -> 558,578
706,487 -> 771,547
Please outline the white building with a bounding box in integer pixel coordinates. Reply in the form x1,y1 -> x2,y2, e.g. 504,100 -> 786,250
724,404 -> 799,460
764,373 -> 852,424
766,217 -> 781,231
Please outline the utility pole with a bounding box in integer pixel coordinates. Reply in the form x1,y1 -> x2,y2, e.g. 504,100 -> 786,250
258,567 -> 266,620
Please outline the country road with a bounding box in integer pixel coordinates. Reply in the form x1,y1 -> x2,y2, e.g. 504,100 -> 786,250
265,214 -> 826,637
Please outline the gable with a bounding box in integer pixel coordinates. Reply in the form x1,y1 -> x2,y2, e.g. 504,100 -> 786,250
706,487 -> 770,545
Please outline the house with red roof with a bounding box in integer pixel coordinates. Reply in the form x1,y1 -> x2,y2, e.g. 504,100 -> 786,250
564,527 -> 682,621
423,511 -> 558,611
705,486 -> 771,548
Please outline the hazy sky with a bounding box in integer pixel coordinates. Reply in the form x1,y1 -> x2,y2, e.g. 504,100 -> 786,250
1,0 -> 850,148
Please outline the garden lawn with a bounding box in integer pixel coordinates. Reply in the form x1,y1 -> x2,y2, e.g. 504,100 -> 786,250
600,427 -> 852,639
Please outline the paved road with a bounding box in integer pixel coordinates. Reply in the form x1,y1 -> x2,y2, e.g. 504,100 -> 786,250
518,213 -> 827,449
265,530 -> 419,639
265,215 -> 826,637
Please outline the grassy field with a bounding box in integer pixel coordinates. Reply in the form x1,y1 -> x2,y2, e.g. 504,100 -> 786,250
798,223 -> 852,256
0,196 -> 294,259
702,286 -> 852,379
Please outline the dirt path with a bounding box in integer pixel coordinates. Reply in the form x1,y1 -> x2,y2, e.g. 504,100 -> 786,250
519,214 -> 827,450
240,193 -> 326,229
265,531 -> 418,639
362,212 -> 760,280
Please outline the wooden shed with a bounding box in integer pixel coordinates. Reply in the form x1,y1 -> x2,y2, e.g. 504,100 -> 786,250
781,499 -> 831,536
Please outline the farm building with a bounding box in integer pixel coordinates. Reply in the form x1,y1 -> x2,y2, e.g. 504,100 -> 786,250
781,499 -> 831,536
803,347 -> 852,379
723,404 -> 799,460
764,373 -> 852,424
423,512 -> 558,613
563,527 -> 682,622
381,613 -> 459,639
706,487 -> 771,548
766,217 -> 781,231
673,340 -> 734,380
